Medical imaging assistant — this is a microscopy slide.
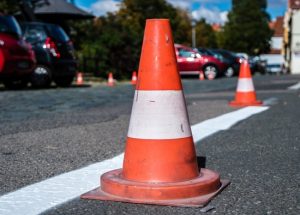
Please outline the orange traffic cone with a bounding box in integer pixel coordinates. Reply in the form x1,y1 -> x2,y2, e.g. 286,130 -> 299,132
76,72 -> 83,85
107,72 -> 114,87
131,71 -> 137,85
229,60 -> 262,107
81,19 -> 229,207
199,70 -> 205,80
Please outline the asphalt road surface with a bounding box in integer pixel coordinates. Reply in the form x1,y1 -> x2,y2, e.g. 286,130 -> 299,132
0,75 -> 299,215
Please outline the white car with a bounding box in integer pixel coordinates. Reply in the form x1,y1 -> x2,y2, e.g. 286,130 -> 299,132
260,54 -> 284,74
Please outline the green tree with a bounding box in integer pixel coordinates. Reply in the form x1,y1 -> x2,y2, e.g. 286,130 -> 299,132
191,19 -> 217,48
0,0 -> 19,14
222,0 -> 272,55
74,0 -> 192,79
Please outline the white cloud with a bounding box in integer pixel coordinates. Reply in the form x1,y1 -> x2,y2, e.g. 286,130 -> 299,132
167,0 -> 191,9
166,0 -> 228,24
192,7 -> 228,24
77,5 -> 93,14
87,0 -> 228,23
220,11 -> 228,23
91,0 -> 120,16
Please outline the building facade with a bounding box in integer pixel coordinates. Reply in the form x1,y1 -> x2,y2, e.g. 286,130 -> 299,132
283,0 -> 300,74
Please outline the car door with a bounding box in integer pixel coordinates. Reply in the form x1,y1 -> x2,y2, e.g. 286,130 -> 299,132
176,47 -> 201,73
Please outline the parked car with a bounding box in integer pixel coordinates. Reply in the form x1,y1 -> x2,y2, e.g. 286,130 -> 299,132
0,48 -> 4,72
175,44 -> 226,80
21,22 -> 77,87
196,47 -> 237,78
260,54 -> 284,74
0,15 -> 36,89
248,56 -> 266,74
211,49 -> 241,77
236,52 -> 249,60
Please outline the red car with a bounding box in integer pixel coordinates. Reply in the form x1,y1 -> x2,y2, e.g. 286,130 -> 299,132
175,44 -> 227,79
0,15 -> 36,89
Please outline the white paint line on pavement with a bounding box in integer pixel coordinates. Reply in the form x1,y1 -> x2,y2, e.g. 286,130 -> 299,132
191,106 -> 269,142
0,106 -> 269,215
263,97 -> 278,106
288,82 -> 300,90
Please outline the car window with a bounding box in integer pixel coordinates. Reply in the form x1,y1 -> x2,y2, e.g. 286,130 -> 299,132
24,25 -> 47,44
220,50 -> 236,58
0,16 -> 22,37
178,48 -> 196,58
197,48 -> 212,56
210,51 -> 223,60
0,20 -> 9,33
47,25 -> 69,42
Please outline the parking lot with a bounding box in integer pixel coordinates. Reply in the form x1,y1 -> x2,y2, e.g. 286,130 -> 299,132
0,74 -> 299,215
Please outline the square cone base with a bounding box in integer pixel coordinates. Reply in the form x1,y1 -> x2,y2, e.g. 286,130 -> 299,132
229,100 -> 262,107
81,179 -> 230,208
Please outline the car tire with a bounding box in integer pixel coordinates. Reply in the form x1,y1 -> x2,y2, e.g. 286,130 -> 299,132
31,65 -> 52,88
224,66 -> 234,78
54,76 -> 74,87
203,65 -> 218,80
3,79 -> 29,90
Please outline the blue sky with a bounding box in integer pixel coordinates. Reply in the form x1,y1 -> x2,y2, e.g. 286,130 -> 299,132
75,0 -> 287,24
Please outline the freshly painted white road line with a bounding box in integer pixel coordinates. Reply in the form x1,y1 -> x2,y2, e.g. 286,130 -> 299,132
263,97 -> 278,106
0,106 -> 269,215
191,106 -> 269,142
288,82 -> 300,90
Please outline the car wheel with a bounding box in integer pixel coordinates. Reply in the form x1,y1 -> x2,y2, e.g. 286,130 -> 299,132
203,65 -> 218,80
31,65 -> 52,88
3,79 -> 28,90
224,66 -> 234,78
54,76 -> 74,87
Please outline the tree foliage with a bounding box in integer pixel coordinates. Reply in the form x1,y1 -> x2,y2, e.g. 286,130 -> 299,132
73,0 -> 196,78
222,0 -> 272,55
1,0 -> 274,77
73,0 -> 195,78
193,19 -> 217,48
0,0 -> 19,14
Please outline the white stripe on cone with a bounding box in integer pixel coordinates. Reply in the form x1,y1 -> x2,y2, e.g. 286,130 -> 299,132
127,90 -> 192,139
236,78 -> 255,92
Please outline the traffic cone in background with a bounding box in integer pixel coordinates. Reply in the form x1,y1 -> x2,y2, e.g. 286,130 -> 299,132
107,72 -> 114,87
131,71 -> 137,85
229,60 -> 262,107
81,19 -> 229,207
199,70 -> 205,80
207,72 -> 214,80
76,72 -> 83,85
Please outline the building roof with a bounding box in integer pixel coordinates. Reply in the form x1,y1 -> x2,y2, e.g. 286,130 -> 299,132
211,23 -> 221,32
289,0 -> 300,9
270,16 -> 284,37
34,0 -> 94,19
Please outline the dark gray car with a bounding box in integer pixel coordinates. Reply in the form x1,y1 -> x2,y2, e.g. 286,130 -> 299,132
21,22 -> 77,87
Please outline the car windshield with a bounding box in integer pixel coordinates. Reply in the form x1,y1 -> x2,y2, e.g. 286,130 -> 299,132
47,25 -> 70,42
208,50 -> 222,59
197,48 -> 213,56
23,25 -> 48,44
220,50 -> 237,58
0,16 -> 22,37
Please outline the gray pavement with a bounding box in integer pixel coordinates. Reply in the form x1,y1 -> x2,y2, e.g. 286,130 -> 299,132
0,74 -> 299,214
